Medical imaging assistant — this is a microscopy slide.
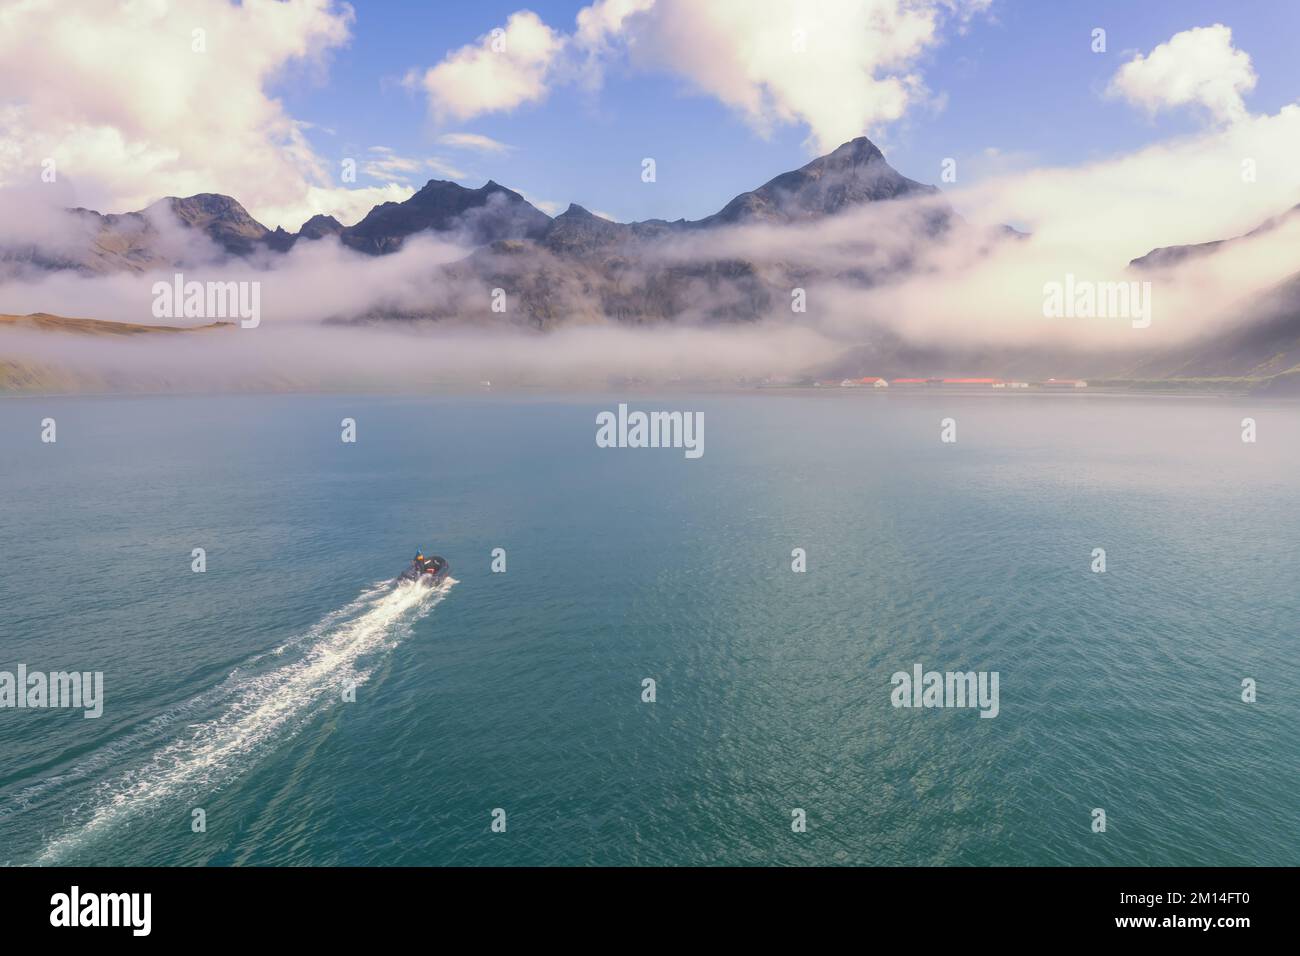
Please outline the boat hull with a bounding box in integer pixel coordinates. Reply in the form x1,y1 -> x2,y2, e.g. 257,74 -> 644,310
397,556 -> 449,586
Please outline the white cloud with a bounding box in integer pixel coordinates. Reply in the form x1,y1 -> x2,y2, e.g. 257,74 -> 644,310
362,147 -> 467,184
411,0 -> 990,151
1108,24 -> 1257,126
0,0 -> 373,228
623,0 -> 990,151
575,0 -> 656,46
407,11 -> 564,122
436,132 -> 516,154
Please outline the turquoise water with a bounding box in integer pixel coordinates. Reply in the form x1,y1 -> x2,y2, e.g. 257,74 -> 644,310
0,392 -> 1296,866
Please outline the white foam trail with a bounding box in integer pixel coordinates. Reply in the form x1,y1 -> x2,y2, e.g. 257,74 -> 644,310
0,593 -> 381,829
35,578 -> 455,864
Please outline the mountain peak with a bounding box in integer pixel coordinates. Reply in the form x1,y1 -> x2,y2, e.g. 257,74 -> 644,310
145,193 -> 270,255
298,214 -> 344,240
696,135 -> 937,227
542,203 -> 626,253
414,178 -> 466,195
822,136 -> 886,166
160,192 -> 251,214
341,176 -> 551,254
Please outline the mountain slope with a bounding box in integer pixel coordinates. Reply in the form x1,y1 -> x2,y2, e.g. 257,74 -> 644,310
696,136 -> 940,227
149,194 -> 271,256
1124,270 -> 1300,386
1130,204 -> 1300,270
7,136 -> 964,329
340,180 -> 551,255
0,312 -> 234,335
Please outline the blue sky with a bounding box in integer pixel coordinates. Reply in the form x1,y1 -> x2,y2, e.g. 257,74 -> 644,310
277,0 -> 1300,223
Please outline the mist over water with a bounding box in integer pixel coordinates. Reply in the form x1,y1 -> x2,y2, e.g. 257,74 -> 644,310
0,392 -> 1295,866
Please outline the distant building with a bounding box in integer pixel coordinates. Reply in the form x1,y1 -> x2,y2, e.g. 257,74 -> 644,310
941,378 -> 1002,386
836,377 -> 889,388
1042,378 -> 1088,388
891,378 -> 928,386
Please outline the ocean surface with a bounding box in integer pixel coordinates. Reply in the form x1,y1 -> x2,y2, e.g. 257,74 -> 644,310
0,391 -> 1296,866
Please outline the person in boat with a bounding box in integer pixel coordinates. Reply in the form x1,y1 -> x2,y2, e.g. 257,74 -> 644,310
413,550 -> 427,573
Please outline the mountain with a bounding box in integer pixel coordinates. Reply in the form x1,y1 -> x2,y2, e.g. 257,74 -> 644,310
1120,269 -> 1300,391
8,135 -> 944,270
150,194 -> 271,256
5,136 -> 968,328
299,214 -> 344,240
1121,203 -> 1300,391
538,204 -> 673,255
340,180 -> 551,255
1130,204 -> 1300,270
535,136 -> 947,254
33,207 -> 165,274
695,136 -> 941,227
8,194 -> 282,274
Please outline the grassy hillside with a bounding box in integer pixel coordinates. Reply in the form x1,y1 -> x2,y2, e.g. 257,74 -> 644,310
0,313 -> 234,335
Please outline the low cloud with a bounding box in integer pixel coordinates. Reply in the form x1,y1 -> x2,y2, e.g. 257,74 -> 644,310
5,75 -> 1300,386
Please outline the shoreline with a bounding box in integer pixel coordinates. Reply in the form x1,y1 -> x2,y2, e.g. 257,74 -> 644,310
2,383 -> 1295,402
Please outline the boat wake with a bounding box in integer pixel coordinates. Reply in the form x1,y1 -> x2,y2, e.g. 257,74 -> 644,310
33,577 -> 455,865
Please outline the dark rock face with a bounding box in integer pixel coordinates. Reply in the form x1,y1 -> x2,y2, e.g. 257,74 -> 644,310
539,205 -> 683,257
298,214 -> 344,240
1121,202 -> 1300,384
262,214 -> 344,252
339,180 -> 552,255
264,227 -> 296,253
146,193 -> 271,256
696,136 -> 939,227
11,136 -> 962,327
1130,204 -> 1300,270
541,204 -> 632,255
1130,270 -> 1300,380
